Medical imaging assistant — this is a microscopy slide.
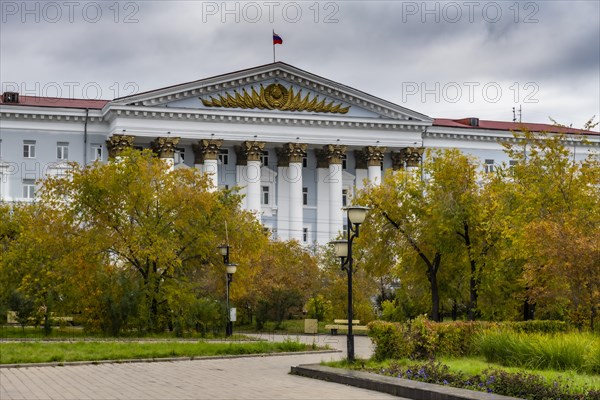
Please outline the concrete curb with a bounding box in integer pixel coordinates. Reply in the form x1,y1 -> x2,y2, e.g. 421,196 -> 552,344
290,364 -> 522,400
0,349 -> 341,369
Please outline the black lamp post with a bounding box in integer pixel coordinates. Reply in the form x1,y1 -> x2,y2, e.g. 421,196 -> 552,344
329,206 -> 369,363
218,244 -> 237,337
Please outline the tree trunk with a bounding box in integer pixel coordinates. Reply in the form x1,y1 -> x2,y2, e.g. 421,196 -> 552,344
427,253 -> 442,322
468,258 -> 478,321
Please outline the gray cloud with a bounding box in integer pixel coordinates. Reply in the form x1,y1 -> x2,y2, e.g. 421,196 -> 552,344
1,0 -> 598,128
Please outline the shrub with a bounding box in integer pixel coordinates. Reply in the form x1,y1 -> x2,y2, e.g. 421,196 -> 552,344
367,321 -> 410,361
368,317 -> 494,360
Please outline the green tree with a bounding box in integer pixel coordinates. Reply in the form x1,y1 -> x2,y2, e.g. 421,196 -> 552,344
494,130 -> 600,329
17,150 -> 264,332
358,150 -> 486,321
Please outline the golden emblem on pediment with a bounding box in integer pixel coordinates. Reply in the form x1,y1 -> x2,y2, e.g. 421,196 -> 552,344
201,83 -> 350,114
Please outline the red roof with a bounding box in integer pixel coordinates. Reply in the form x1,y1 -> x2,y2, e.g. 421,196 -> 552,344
433,118 -> 598,135
0,95 -> 109,110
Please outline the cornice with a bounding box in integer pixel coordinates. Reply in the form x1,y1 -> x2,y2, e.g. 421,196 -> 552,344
104,106 -> 430,131
424,129 -> 600,146
0,106 -> 105,123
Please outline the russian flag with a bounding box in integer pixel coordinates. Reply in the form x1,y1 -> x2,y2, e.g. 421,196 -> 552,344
273,32 -> 283,45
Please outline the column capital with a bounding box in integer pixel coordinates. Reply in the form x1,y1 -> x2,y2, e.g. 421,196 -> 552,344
365,146 -> 387,167
235,141 -> 266,165
317,144 -> 347,166
106,134 -> 135,158
276,143 -> 307,167
392,147 -> 424,170
192,139 -> 223,164
354,150 -> 367,170
151,137 -> 180,158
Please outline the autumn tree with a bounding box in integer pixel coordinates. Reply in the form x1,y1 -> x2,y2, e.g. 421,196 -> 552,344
35,149 -> 264,333
494,131 -> 600,329
357,150 -> 495,321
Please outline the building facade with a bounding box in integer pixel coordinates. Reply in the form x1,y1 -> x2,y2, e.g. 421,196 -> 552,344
1,63 -> 598,245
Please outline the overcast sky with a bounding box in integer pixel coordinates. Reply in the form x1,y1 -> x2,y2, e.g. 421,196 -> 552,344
1,0 -> 599,130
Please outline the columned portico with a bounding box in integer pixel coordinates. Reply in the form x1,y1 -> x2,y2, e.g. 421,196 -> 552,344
365,146 -> 386,185
392,147 -> 424,171
151,137 -> 180,171
106,134 -> 135,160
354,150 -> 368,191
276,143 -> 307,242
236,141 -> 265,214
322,144 -> 346,239
192,139 -> 223,190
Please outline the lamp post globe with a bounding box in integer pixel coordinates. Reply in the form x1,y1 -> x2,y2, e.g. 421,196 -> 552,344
330,239 -> 349,259
346,206 -> 369,225
226,263 -> 237,275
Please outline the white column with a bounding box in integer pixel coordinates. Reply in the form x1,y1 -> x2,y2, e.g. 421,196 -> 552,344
368,165 -> 382,185
366,146 -> 386,186
316,167 -> 330,245
288,162 -> 303,241
236,165 -> 248,210
277,166 -> 290,241
203,159 -> 218,190
193,139 -> 223,191
355,169 -> 368,191
328,162 -> 343,238
246,160 -> 262,215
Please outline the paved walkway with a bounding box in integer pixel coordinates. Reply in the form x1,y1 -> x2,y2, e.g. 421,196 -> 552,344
1,334 -> 405,400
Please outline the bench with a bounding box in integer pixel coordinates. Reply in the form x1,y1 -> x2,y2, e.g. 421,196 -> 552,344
325,319 -> 368,335
6,311 -> 74,326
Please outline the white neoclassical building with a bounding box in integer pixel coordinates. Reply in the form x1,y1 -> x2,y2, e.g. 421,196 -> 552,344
1,62 -> 598,245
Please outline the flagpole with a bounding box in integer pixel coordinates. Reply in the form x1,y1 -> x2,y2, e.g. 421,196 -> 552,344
272,29 -> 275,63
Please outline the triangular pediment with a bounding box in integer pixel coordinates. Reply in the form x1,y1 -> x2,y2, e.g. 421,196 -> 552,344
110,62 -> 431,122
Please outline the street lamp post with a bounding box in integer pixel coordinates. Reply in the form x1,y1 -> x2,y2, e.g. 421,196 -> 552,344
218,244 -> 237,337
329,206 -> 369,363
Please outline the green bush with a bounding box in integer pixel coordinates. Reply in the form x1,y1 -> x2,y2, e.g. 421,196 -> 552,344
368,317 -> 493,360
478,330 -> 599,373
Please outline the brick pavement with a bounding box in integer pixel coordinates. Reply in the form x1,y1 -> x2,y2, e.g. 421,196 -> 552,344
0,335 -> 405,400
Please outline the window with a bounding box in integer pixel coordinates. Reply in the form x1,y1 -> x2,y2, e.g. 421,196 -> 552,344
174,147 -> 185,164
484,159 -> 495,174
92,145 -> 103,161
302,156 -> 308,168
509,160 -> 517,168
261,150 -> 269,166
342,154 -> 347,169
23,140 -> 36,158
57,142 -> 69,160
342,189 -> 348,207
303,228 -> 308,243
219,149 -> 229,165
262,185 -> 270,205
303,187 -> 308,206
22,179 -> 36,199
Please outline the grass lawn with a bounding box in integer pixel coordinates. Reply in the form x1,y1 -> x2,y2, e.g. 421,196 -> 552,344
0,325 -> 227,340
0,339 -> 318,364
